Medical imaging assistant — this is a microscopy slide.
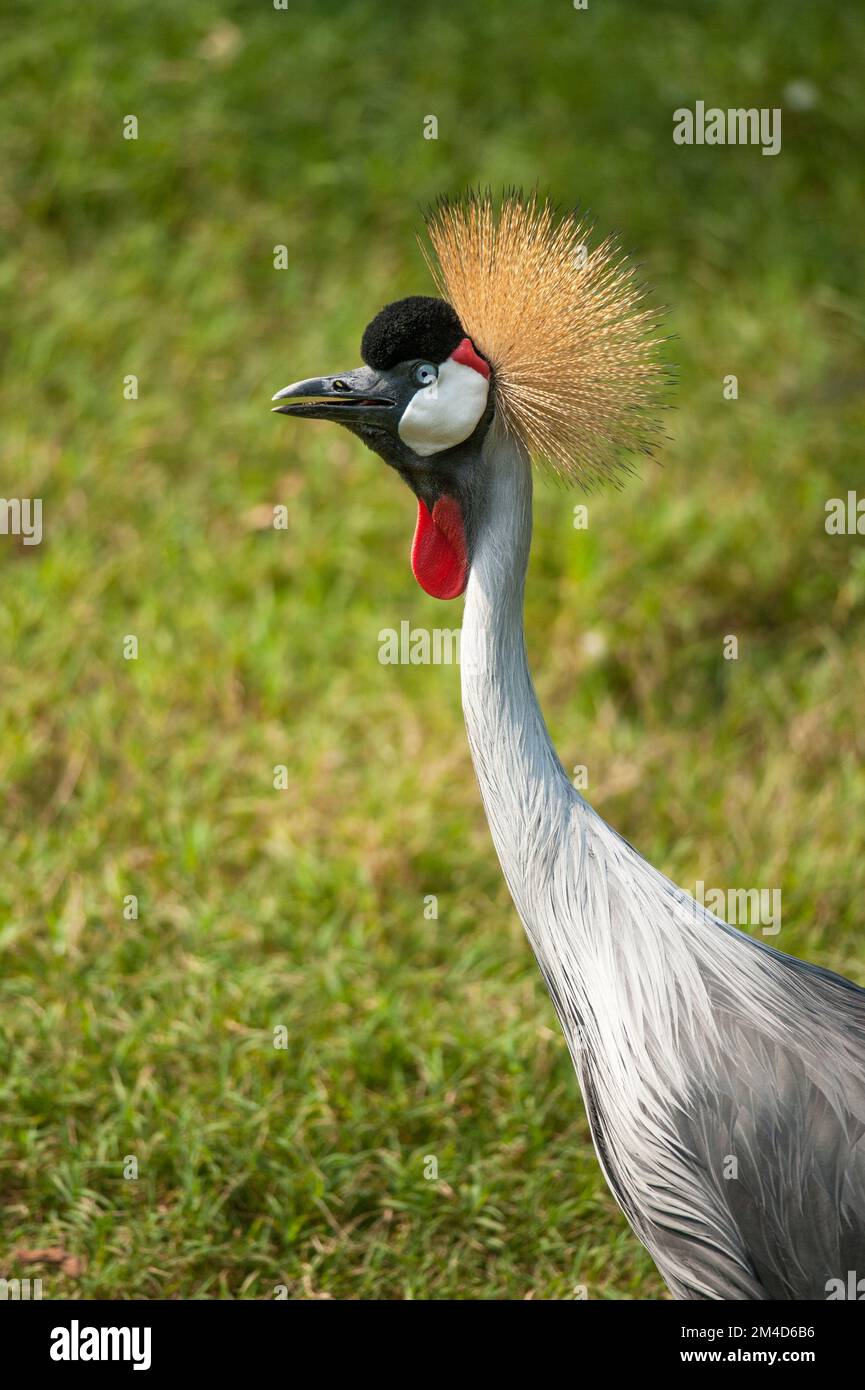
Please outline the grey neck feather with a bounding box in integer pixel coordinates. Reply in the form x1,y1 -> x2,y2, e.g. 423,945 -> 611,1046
460,416 -> 862,1113
459,418 -> 774,1023
461,418 -> 576,911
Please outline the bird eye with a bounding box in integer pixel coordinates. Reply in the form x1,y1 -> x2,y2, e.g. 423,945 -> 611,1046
414,362 -> 438,387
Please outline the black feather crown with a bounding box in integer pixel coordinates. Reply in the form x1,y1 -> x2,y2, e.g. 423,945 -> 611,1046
361,295 -> 465,371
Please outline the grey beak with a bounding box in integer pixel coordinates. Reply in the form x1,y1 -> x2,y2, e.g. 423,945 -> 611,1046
271,367 -> 397,423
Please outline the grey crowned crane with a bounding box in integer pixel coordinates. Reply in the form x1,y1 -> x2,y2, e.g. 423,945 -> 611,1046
272,193 -> 865,1300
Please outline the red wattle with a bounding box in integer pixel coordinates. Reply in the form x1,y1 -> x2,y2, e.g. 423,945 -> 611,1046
450,336 -> 491,379
411,496 -> 469,600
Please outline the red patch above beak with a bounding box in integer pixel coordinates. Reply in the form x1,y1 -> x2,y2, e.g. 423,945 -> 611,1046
411,495 -> 469,600
449,336 -> 491,379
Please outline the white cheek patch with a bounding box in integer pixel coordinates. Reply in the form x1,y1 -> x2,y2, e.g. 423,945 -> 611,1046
398,356 -> 489,458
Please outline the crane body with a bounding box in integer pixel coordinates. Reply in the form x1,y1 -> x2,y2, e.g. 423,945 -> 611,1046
273,194 -> 865,1299
462,420 -> 865,1299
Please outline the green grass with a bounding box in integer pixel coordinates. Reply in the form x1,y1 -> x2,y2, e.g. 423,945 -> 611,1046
1,0 -> 864,1299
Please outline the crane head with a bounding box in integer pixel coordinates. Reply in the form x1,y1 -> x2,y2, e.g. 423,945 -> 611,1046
272,295 -> 494,600
272,194 -> 667,600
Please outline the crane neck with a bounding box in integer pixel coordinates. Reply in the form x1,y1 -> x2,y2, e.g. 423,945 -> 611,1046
460,419 -> 576,897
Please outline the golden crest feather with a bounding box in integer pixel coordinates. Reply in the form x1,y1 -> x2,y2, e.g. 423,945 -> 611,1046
421,191 -> 667,484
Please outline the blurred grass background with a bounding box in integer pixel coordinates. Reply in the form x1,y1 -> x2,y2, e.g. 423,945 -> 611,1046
1,0 -> 864,1299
